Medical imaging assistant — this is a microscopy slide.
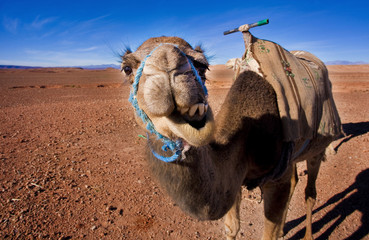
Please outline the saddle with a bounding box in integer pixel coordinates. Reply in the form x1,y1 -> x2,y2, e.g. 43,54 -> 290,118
228,32 -> 342,142
228,33 -> 343,188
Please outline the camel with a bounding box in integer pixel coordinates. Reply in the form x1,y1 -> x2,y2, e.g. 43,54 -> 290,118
120,34 -> 341,239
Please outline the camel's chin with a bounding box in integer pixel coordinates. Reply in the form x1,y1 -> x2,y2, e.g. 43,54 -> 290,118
153,108 -> 215,147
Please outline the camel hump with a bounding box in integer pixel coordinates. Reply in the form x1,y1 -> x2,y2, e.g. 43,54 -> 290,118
235,35 -> 342,142
290,50 -> 328,73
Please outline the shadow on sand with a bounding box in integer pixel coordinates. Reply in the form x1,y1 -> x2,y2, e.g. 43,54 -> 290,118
285,168 -> 369,239
283,121 -> 369,239
334,121 -> 369,152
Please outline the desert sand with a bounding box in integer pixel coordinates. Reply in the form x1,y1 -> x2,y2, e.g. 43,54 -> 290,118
1,64 -> 368,239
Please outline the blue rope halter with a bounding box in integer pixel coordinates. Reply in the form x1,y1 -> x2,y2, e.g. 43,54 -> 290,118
128,43 -> 208,162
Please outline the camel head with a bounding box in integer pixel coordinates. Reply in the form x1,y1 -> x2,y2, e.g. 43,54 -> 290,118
121,37 -> 215,149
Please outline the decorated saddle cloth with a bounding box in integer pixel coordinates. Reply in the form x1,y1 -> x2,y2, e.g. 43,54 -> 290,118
229,34 -> 342,142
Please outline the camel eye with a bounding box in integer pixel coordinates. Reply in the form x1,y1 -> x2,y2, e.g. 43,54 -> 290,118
123,66 -> 132,75
192,60 -> 209,80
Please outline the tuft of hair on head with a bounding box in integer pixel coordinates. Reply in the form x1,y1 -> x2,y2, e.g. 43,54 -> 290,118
195,45 -> 204,53
120,47 -> 132,60
194,44 -> 214,67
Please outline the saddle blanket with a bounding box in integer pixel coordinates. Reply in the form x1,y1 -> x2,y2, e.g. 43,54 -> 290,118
227,33 -> 342,142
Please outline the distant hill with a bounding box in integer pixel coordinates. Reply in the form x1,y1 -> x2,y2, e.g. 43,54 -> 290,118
325,61 -> 368,65
0,65 -> 41,69
0,64 -> 121,70
76,64 -> 120,70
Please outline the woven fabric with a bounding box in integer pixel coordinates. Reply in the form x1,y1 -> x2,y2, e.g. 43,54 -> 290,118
233,33 -> 342,142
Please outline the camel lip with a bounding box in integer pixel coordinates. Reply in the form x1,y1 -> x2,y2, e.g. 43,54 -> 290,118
164,108 -> 215,147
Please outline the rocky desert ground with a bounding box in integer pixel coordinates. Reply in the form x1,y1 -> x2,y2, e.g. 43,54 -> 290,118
1,64 -> 368,239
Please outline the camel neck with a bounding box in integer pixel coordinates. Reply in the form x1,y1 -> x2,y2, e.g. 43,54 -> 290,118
144,70 -> 283,220
145,136 -> 245,220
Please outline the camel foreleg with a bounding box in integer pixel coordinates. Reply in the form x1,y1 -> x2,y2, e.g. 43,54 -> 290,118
261,166 -> 295,240
224,189 -> 242,240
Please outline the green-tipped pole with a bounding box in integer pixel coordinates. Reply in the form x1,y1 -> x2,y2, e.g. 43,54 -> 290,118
223,19 -> 269,35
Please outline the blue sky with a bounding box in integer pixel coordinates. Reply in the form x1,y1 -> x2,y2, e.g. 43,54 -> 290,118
1,0 -> 369,67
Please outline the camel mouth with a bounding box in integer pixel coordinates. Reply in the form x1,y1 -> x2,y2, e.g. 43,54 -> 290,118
177,103 -> 209,130
186,115 -> 207,130
160,103 -> 214,147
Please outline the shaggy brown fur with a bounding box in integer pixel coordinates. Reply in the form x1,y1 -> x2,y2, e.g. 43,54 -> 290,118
146,70 -> 283,220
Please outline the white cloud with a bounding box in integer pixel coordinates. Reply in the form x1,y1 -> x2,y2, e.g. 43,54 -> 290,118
76,46 -> 99,52
65,14 -> 111,35
2,16 -> 19,34
284,40 -> 331,51
30,15 -> 57,29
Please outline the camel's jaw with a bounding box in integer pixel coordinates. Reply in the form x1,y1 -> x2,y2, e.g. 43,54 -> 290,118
150,105 -> 215,147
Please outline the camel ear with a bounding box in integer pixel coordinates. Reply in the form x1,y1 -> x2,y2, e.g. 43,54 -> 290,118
120,48 -> 132,60
121,50 -> 140,69
184,47 -> 209,67
183,47 -> 209,81
194,45 -> 204,53
124,48 -> 132,55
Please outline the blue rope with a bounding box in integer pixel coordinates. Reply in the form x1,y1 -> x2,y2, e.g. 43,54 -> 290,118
129,43 -> 207,162
188,57 -> 208,96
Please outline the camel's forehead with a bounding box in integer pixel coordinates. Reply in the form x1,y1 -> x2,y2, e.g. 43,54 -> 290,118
137,36 -> 193,51
128,36 -> 208,67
